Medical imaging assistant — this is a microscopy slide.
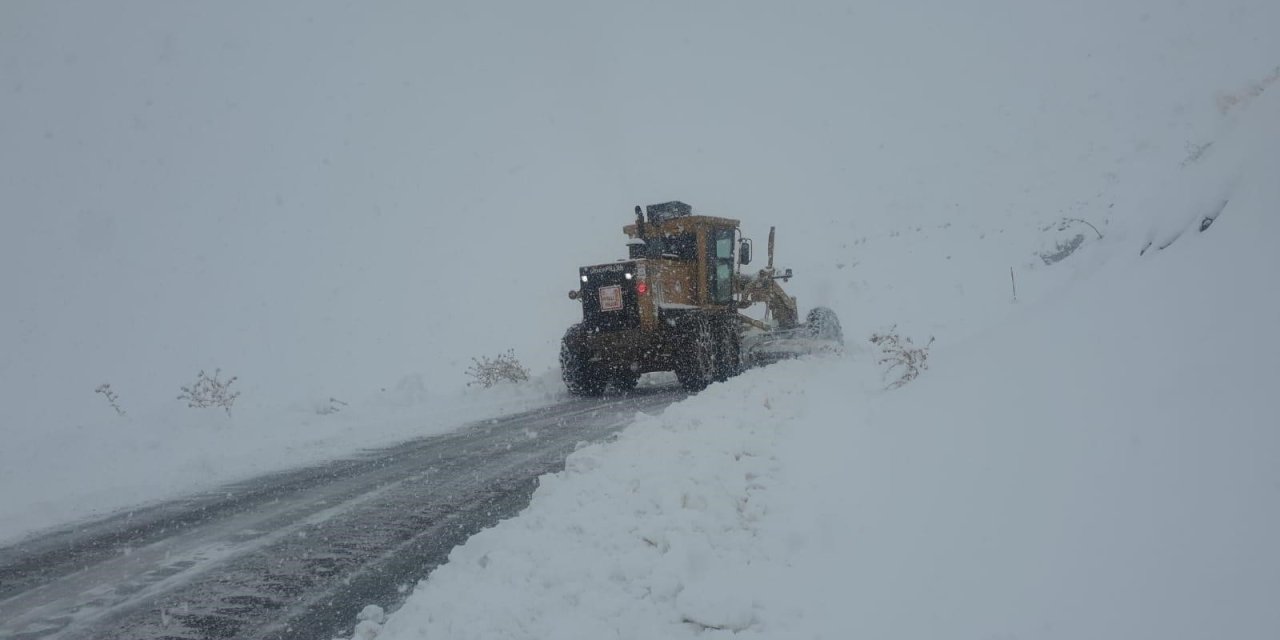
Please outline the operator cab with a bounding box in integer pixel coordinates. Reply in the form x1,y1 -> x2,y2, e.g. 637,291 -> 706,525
624,201 -> 742,307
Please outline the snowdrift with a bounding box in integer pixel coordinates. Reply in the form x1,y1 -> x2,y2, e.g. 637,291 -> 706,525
357,84 -> 1280,639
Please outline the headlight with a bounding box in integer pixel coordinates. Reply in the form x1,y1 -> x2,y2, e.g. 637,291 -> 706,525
581,275 -> 589,283
624,272 -> 633,280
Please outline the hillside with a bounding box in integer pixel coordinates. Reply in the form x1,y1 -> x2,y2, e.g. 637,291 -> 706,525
362,75 -> 1280,639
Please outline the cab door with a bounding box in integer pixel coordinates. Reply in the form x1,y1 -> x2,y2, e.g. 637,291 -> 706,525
709,227 -> 736,305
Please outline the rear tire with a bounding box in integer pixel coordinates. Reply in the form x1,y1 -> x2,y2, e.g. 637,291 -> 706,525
713,318 -> 741,382
560,324 -> 606,396
674,316 -> 716,392
613,369 -> 641,392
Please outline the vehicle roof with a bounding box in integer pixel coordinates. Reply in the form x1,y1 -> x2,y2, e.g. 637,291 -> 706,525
623,215 -> 740,239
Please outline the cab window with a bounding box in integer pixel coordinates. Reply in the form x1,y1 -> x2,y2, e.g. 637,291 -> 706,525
662,233 -> 697,260
711,229 -> 735,304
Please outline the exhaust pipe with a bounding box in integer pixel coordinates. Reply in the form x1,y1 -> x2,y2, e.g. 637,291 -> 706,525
635,205 -> 661,259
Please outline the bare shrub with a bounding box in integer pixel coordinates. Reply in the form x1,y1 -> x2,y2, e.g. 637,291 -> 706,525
1216,65 -> 1280,115
1182,140 -> 1214,167
178,369 -> 241,415
95,383 -> 126,416
1038,217 -> 1103,265
1040,233 -> 1085,266
466,350 -> 530,388
870,326 -> 934,390
316,397 -> 348,415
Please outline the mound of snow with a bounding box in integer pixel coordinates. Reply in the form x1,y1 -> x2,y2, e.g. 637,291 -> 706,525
354,85 -> 1280,639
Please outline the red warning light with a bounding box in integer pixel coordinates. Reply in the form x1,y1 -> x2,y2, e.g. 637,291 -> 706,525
636,282 -> 649,295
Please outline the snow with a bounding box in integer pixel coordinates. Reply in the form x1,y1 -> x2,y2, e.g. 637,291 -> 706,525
0,373 -> 563,545
352,99 -> 1280,636
3,0 -> 1280,637
347,7 -> 1279,636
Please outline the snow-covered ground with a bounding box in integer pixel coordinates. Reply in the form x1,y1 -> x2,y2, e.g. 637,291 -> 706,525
354,85 -> 1280,638
4,0 -> 1280,636
0,371 -> 565,545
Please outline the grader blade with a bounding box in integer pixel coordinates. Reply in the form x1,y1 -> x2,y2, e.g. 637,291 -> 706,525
741,307 -> 844,368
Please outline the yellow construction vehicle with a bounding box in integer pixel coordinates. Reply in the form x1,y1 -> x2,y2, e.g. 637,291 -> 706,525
561,201 -> 842,395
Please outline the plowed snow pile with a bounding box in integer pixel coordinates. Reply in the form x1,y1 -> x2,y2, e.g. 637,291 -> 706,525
354,85 -> 1280,640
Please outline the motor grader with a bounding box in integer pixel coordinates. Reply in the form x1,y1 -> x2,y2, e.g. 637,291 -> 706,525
560,201 -> 842,395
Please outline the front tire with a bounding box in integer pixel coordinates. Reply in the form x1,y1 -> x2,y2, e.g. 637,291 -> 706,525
805,307 -> 844,344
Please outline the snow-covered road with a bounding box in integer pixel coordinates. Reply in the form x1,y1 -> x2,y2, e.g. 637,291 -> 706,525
0,388 -> 684,640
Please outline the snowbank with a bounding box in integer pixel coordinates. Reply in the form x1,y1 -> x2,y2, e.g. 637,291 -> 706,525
351,86 -> 1280,639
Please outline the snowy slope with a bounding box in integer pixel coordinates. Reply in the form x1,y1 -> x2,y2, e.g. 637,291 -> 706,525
353,84 -> 1280,638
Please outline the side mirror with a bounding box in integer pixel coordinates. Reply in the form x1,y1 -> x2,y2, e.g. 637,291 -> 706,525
739,239 -> 752,265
